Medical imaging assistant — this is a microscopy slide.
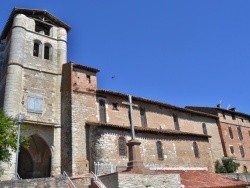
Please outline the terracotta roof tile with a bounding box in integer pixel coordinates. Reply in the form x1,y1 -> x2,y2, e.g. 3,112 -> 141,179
86,121 -> 211,138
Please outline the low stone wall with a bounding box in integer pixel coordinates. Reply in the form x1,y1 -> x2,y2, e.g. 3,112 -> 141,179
0,177 -> 70,188
222,173 -> 250,183
98,172 -> 182,188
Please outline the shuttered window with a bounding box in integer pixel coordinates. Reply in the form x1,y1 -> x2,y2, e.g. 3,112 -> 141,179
237,127 -> 243,140
239,145 -> 245,158
27,96 -> 43,113
228,127 -> 234,139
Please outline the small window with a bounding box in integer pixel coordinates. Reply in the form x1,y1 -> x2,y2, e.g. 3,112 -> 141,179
118,137 -> 127,156
193,142 -> 200,158
112,103 -> 118,111
140,107 -> 147,128
232,114 -> 236,120
33,43 -> 40,57
228,127 -> 234,139
229,146 -> 234,154
44,44 -> 52,60
241,118 -> 244,122
156,141 -> 164,160
237,127 -> 243,140
99,99 -> 106,123
202,123 -> 207,135
27,96 -> 43,113
173,114 -> 180,131
239,145 -> 245,158
86,75 -> 91,83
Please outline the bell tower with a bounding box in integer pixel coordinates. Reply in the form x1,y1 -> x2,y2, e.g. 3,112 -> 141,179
0,8 -> 70,180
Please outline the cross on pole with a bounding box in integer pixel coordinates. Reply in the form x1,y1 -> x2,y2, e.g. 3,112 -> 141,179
122,95 -> 138,140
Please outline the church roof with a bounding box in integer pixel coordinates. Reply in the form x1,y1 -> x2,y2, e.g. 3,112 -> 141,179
96,89 -> 218,119
1,8 -> 71,40
86,121 -> 211,138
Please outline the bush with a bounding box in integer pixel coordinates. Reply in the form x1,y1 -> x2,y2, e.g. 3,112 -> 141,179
215,158 -> 240,173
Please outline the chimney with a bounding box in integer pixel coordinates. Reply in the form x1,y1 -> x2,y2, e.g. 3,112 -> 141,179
229,107 -> 237,112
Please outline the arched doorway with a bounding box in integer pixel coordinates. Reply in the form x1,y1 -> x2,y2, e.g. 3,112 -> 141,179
18,134 -> 51,179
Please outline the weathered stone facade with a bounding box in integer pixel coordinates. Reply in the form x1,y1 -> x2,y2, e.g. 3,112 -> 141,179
59,62 -> 224,176
0,8 -> 70,180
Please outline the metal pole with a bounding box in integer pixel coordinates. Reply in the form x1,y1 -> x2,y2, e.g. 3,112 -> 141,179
15,121 -> 21,180
129,95 -> 135,139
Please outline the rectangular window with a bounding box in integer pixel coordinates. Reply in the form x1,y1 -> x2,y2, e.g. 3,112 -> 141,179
86,75 -> 91,83
232,113 -> 236,120
27,96 -> 43,113
228,127 -> 234,139
237,127 -> 243,140
229,146 -> 234,154
239,145 -> 245,158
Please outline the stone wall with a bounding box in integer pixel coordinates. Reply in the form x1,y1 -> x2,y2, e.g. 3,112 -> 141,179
0,177 -> 70,188
87,126 -> 213,171
98,172 -> 182,188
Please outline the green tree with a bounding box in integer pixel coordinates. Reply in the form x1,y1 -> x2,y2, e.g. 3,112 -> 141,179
0,110 -> 17,163
215,158 -> 240,173
0,110 -> 29,176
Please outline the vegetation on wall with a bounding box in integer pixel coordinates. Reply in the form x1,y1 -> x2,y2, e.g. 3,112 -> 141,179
215,158 -> 240,173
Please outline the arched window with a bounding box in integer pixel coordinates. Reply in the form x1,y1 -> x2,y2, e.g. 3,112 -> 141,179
173,114 -> 180,130
118,137 -> 127,156
202,123 -> 207,135
33,41 -> 41,57
44,43 -> 52,60
99,99 -> 106,123
156,141 -> 164,160
140,107 -> 147,127
243,165 -> 248,173
193,142 -> 200,158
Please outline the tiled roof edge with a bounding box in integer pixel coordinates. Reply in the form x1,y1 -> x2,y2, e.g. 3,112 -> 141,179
86,121 -> 211,138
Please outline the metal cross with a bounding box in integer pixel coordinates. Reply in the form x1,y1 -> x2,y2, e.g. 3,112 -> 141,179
122,95 -> 138,139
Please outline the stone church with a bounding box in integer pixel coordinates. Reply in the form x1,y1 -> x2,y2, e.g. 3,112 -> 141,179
0,7 -> 227,182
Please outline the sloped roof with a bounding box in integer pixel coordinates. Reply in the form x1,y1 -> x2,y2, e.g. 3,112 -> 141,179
97,89 -> 218,119
186,106 -> 250,119
1,8 -> 71,40
86,121 -> 211,138
160,170 -> 249,188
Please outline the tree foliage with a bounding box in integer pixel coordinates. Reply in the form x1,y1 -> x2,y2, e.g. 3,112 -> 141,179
0,110 -> 29,163
215,158 -> 240,173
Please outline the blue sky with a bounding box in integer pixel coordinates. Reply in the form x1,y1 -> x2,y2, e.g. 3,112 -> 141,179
1,1 -> 250,113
